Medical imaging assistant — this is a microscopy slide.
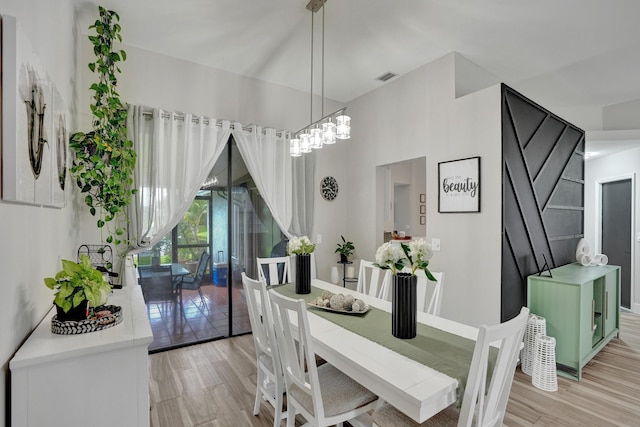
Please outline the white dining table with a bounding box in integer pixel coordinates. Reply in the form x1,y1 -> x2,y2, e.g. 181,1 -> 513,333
286,279 -> 482,424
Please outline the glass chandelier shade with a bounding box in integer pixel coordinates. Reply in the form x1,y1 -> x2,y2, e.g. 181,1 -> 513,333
310,126 -> 323,149
299,132 -> 312,153
290,137 -> 301,157
336,114 -> 351,140
322,119 -> 336,144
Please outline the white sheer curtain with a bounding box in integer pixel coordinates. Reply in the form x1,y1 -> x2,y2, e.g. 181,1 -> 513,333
122,107 -> 314,285
290,153 -> 315,237
123,105 -> 229,284
233,123 -> 293,239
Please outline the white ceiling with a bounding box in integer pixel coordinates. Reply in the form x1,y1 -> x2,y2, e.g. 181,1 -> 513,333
71,0 -> 640,156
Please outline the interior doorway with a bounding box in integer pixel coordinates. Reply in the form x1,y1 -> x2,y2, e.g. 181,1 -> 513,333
375,156 -> 427,245
600,178 -> 633,309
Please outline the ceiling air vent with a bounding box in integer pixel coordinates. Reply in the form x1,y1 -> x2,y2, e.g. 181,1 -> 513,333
377,72 -> 398,82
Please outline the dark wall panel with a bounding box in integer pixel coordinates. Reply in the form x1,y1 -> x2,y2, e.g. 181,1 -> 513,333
551,180 -> 584,206
501,85 -> 585,321
564,153 -> 584,181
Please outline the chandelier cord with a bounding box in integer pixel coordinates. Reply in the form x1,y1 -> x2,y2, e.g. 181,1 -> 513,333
310,9 -> 314,124
321,4 -> 325,118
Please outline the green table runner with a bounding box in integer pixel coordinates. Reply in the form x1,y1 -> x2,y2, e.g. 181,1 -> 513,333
272,283 -> 496,406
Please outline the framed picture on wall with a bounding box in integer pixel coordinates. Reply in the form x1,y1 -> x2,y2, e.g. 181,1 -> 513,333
2,15 -> 60,207
419,205 -> 426,214
419,215 -> 425,225
438,156 -> 480,213
419,193 -> 426,203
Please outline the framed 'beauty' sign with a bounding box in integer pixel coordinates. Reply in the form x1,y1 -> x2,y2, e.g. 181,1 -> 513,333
438,156 -> 481,213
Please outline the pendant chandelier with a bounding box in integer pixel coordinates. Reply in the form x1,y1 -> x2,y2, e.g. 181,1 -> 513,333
290,0 -> 350,157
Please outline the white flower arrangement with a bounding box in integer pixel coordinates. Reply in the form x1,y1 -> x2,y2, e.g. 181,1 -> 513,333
374,238 -> 435,280
287,235 -> 315,255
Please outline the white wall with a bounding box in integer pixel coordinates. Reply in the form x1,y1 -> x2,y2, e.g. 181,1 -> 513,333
603,99 -> 640,130
0,1 -> 78,426
338,53 -> 503,327
585,148 -> 640,312
311,142 -> 350,279
82,41 -> 343,142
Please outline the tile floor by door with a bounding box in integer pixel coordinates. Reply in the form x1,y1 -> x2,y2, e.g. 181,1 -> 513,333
145,277 -> 251,353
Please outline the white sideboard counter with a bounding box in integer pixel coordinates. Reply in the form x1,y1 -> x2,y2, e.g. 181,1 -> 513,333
10,285 -> 153,427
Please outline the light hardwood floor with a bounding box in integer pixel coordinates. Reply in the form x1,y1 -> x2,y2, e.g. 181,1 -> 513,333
149,312 -> 640,426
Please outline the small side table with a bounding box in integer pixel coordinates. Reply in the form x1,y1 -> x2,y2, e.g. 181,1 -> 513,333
337,260 -> 358,288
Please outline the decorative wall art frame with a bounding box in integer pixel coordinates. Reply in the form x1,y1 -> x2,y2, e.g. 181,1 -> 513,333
438,156 -> 480,213
419,215 -> 425,225
419,205 -> 426,214
419,193 -> 426,203
1,15 -> 67,208
51,87 -> 68,208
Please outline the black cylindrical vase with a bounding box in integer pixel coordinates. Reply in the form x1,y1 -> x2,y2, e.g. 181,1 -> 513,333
296,254 -> 311,294
392,273 -> 417,339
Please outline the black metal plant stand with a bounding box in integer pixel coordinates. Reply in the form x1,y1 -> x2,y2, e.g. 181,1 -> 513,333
337,260 -> 358,288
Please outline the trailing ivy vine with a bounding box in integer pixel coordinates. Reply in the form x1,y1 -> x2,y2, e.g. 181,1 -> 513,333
70,6 -> 136,251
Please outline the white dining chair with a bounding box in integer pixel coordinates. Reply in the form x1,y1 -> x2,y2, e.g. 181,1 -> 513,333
241,273 -> 287,427
357,260 -> 392,299
268,289 -> 378,427
415,270 -> 444,316
257,256 -> 292,286
371,306 -> 530,427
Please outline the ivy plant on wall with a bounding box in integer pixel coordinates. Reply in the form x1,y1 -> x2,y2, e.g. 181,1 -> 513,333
69,6 -> 136,253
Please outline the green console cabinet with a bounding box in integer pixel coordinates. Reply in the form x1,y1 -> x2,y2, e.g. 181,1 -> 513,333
527,263 -> 620,381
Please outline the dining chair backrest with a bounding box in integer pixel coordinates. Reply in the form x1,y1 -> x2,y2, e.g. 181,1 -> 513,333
268,289 -> 327,421
257,256 -> 291,286
139,265 -> 175,303
357,260 -> 391,299
458,306 -> 529,427
414,270 -> 444,316
242,272 -> 279,370
241,273 -> 286,426
193,250 -> 210,282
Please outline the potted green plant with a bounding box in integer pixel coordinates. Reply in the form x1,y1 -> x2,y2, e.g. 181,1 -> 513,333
44,255 -> 113,322
335,235 -> 355,263
69,6 -> 136,252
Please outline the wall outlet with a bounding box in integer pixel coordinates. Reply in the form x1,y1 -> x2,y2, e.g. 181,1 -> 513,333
431,238 -> 441,251
316,234 -> 322,244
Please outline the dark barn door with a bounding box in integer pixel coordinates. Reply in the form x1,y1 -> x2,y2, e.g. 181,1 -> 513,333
501,85 -> 585,321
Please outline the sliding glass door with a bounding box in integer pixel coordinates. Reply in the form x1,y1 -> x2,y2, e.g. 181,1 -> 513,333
140,136 -> 285,352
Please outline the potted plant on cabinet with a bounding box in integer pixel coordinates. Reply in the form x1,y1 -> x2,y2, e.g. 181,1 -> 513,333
335,235 -> 356,263
44,255 -> 113,322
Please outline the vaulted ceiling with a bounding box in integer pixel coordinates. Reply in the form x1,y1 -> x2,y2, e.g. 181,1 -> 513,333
72,0 -> 640,152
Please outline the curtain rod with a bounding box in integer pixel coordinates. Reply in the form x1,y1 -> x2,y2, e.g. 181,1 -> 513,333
139,110 -> 287,137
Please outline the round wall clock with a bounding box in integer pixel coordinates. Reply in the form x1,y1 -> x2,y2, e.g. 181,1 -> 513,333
320,176 -> 338,201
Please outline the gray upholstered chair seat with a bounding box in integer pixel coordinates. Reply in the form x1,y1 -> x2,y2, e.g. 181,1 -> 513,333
289,363 -> 377,418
